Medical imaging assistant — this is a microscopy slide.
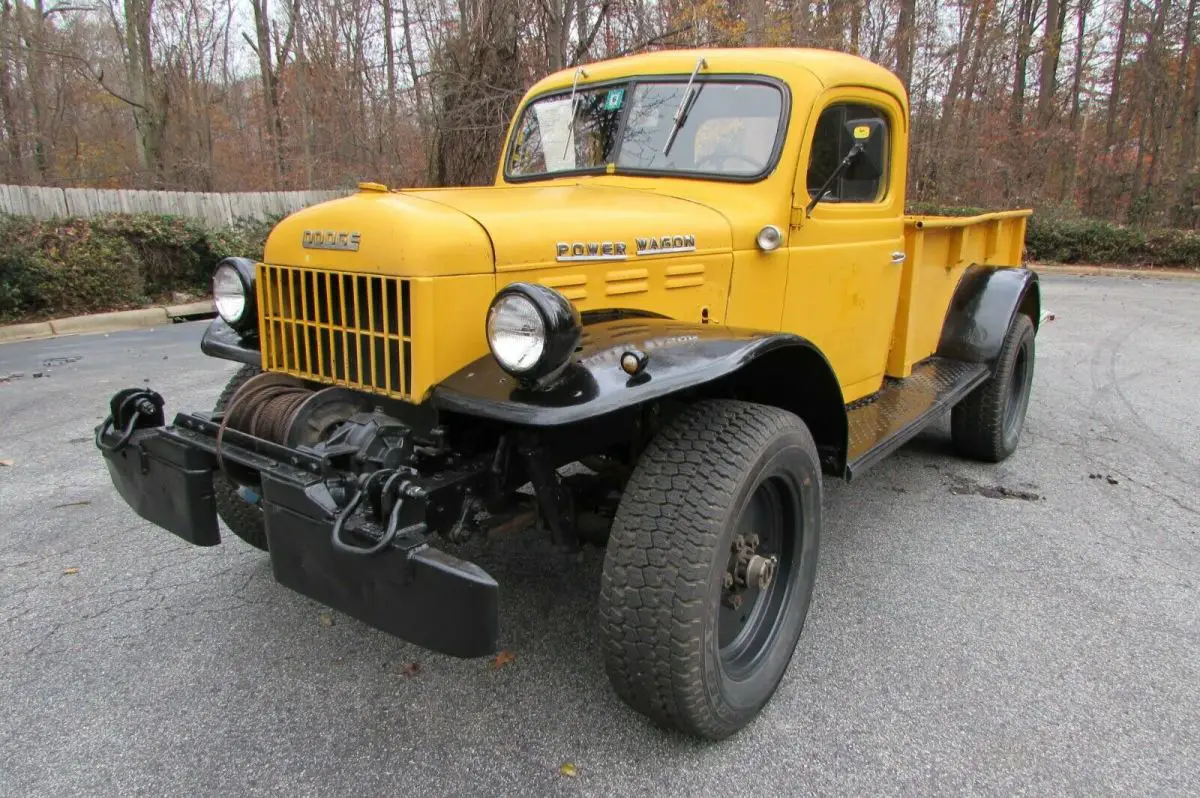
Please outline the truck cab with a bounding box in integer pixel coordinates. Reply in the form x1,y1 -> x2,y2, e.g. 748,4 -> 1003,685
96,48 -> 1040,740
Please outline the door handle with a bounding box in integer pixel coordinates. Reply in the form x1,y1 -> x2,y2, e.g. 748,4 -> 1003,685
890,251 -> 906,264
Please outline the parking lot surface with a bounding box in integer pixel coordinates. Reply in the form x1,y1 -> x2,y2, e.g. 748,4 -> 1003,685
1,274 -> 1197,796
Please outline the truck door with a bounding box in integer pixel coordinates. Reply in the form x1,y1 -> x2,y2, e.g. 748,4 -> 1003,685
782,89 -> 906,403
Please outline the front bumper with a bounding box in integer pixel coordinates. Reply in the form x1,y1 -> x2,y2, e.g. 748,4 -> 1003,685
97,403 -> 499,658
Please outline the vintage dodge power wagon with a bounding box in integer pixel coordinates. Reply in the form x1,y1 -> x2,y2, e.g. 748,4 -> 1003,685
96,48 -> 1039,738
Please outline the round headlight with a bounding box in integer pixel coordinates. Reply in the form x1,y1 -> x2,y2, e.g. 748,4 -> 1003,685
486,283 -> 581,383
487,293 -> 545,373
212,257 -> 256,332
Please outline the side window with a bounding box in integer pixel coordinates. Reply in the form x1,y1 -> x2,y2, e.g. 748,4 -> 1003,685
805,103 -> 889,202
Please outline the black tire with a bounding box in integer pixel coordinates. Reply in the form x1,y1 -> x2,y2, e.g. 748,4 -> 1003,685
598,399 -> 822,739
212,364 -> 269,551
951,313 -> 1036,463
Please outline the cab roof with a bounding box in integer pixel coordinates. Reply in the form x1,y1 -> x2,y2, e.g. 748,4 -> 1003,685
526,48 -> 909,114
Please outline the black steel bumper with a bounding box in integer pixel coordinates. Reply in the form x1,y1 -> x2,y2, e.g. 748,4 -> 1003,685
97,409 -> 499,658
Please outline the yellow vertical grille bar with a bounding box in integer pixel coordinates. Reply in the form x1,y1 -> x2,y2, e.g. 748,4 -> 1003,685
286,268 -> 302,371
273,265 -> 289,370
352,274 -> 363,385
298,270 -> 313,374
322,270 -> 336,383
380,276 -> 393,394
309,271 -> 324,377
256,265 -> 272,369
366,276 -> 378,390
341,274 -> 353,384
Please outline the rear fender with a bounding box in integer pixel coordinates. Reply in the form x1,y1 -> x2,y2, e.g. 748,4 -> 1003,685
937,265 -> 1040,363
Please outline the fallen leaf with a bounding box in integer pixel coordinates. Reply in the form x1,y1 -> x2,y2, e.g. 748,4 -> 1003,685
318,612 -> 334,627
559,763 -> 578,778
0,459 -> 13,467
62,567 -> 80,575
491,650 -> 516,670
398,661 -> 421,678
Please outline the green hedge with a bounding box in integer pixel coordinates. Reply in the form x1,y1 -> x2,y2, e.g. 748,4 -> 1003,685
908,204 -> 1200,268
0,214 -> 274,322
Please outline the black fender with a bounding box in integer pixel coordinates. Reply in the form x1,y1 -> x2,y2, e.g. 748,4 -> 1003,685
200,318 -> 261,367
937,265 -> 1040,363
432,316 -> 848,470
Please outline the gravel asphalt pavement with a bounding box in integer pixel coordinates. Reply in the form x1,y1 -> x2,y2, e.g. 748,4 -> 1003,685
0,273 -> 1197,796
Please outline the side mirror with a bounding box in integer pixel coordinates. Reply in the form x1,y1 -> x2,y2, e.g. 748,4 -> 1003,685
844,118 -> 886,181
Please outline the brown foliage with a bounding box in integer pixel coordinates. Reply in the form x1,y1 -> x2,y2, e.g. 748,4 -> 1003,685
0,0 -> 1198,228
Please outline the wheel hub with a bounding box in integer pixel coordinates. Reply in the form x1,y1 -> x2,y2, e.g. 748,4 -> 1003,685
726,534 -> 778,595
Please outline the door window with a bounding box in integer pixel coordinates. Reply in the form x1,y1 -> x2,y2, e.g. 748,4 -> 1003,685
805,103 -> 889,203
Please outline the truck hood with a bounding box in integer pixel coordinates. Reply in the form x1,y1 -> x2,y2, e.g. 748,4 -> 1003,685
263,184 -> 732,276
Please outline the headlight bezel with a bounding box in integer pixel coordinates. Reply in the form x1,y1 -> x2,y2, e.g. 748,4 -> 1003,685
213,257 -> 257,333
486,283 -> 581,385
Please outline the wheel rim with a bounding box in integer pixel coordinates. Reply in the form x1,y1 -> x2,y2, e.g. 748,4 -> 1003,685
1003,340 -> 1033,439
718,473 -> 802,680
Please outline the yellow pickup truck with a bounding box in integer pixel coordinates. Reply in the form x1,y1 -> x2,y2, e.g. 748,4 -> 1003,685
96,48 -> 1038,739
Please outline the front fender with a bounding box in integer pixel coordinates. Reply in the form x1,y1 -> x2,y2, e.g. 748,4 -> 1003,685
937,265 -> 1040,363
431,317 -> 824,427
200,318 -> 261,367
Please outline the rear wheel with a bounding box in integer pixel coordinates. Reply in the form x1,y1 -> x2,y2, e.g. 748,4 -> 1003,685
598,400 -> 822,739
951,313 -> 1036,462
212,364 -> 268,551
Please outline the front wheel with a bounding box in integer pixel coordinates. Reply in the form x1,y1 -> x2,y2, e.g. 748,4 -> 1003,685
212,364 -> 269,551
598,400 -> 822,739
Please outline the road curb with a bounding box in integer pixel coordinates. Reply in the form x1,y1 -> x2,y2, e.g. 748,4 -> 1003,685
0,300 -> 215,344
0,321 -> 54,344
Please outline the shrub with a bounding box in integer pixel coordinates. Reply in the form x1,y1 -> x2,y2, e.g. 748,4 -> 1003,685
0,213 -> 275,322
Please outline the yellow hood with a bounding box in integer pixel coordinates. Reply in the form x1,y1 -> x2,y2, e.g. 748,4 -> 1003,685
263,183 -> 732,275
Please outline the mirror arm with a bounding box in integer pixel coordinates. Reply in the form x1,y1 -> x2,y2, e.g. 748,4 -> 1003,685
805,141 -> 865,217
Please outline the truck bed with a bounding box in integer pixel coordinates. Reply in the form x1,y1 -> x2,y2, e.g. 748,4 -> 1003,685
887,209 -> 1032,378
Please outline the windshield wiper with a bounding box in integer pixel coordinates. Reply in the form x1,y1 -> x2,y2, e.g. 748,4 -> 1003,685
662,58 -> 707,157
562,67 -> 589,160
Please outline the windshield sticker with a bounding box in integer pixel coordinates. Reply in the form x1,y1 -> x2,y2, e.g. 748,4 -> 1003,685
604,88 -> 625,111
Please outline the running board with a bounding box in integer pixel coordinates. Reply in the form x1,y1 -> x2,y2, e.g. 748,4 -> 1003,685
844,357 -> 989,480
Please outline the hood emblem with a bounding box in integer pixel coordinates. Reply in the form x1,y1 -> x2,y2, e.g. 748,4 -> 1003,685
556,241 -> 628,262
302,230 -> 362,251
555,233 -> 697,262
636,234 -> 696,255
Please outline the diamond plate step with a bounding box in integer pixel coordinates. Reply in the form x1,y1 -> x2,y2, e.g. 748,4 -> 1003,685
844,357 -> 989,480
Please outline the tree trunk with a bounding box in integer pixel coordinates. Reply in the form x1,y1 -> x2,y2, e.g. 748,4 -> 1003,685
1036,0 -> 1064,126
1105,0 -> 1132,146
382,0 -> 396,128
1010,0 -> 1037,127
745,0 -> 766,45
0,0 -> 23,179
960,0 -> 993,132
894,0 -> 917,94
123,0 -> 167,185
940,0 -> 979,131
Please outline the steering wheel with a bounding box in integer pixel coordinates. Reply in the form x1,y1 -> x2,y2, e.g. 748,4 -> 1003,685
694,150 -> 766,172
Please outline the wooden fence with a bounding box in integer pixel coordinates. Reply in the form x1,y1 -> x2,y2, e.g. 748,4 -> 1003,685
0,185 -> 351,226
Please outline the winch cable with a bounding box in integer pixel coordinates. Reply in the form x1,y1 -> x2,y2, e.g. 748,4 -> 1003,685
215,375 -> 312,476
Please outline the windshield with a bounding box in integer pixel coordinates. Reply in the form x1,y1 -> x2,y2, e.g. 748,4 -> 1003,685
505,80 -> 785,180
